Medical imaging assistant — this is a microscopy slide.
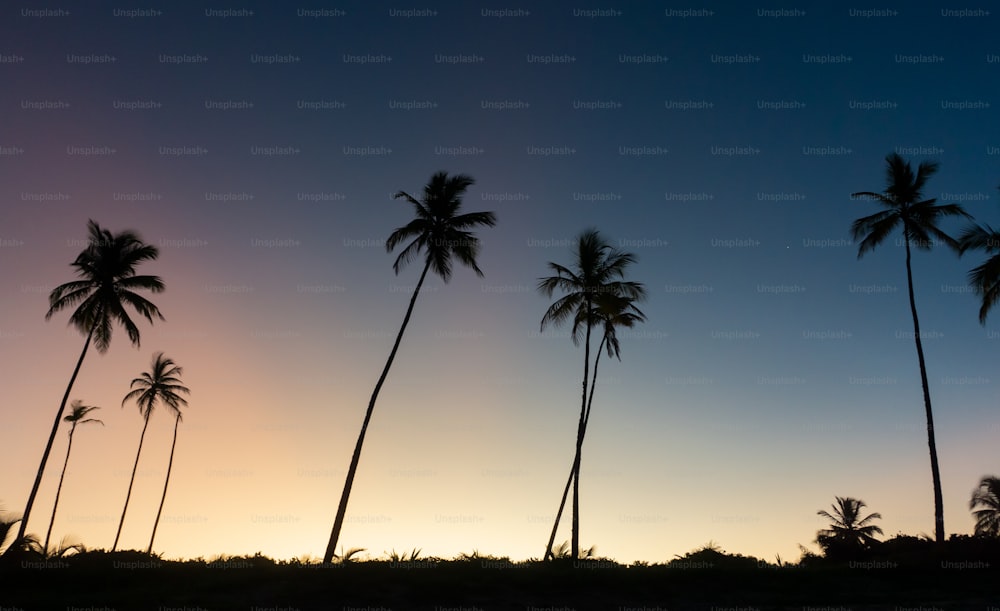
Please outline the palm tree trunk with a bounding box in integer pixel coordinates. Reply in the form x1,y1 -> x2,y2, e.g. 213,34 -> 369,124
545,336 -> 606,560
43,426 -> 76,555
323,260 -> 431,563
904,235 -> 945,543
113,413 -> 152,551
571,299 -> 594,560
148,414 -> 180,554
18,327 -> 94,542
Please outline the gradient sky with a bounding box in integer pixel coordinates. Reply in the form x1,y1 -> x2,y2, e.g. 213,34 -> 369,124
1,1 -> 998,564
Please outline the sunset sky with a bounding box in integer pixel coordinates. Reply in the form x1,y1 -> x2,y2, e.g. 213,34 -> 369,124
1,2 -> 998,564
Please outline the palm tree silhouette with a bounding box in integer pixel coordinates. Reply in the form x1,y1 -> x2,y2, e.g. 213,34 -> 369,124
816,496 -> 883,555
851,153 -> 969,543
958,187 -> 1000,323
114,352 -> 189,551
146,358 -> 190,555
537,228 -> 644,560
322,171 -> 497,563
42,400 -> 103,555
18,220 -> 164,543
544,292 -> 646,559
969,476 -> 1000,537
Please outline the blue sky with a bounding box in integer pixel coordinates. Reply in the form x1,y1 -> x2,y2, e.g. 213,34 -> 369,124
1,1 -> 998,563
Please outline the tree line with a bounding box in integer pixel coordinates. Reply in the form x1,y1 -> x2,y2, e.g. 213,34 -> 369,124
4,157 -> 1000,561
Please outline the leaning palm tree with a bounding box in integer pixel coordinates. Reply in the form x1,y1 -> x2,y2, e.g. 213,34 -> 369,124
42,400 -> 103,555
147,362 -> 190,554
850,153 -> 970,543
958,186 -> 1000,323
544,292 -> 646,559
322,171 -> 497,563
115,352 -> 189,551
537,229 -> 645,559
969,476 -> 1000,537
19,220 -> 164,543
816,496 -> 883,555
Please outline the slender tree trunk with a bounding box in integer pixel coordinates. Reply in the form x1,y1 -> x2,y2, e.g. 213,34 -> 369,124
148,414 -> 180,555
903,235 -> 945,543
545,336 -> 606,560
43,426 -> 77,556
571,298 -> 594,560
18,328 -> 94,542
323,260 -> 431,563
113,413 -> 152,551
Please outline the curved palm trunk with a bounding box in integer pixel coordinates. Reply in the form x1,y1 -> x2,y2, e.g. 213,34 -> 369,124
323,260 -> 431,563
43,424 -> 78,555
148,414 -> 180,554
545,336 -> 606,559
570,300 -> 594,560
18,327 -> 94,542
113,414 -> 152,551
904,235 -> 945,543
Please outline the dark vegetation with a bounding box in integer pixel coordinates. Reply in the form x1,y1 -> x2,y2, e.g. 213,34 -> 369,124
6,164 -> 1000,608
1,541 -> 999,610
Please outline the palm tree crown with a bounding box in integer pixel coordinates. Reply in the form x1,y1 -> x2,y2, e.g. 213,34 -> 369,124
958,186 -> 1000,324
64,400 -> 102,426
970,476 -> 1000,537
817,496 -> 883,550
851,153 -> 969,256
538,228 -> 645,340
122,352 -> 190,420
387,171 -> 497,281
47,219 -> 165,352
959,223 -> 1000,323
591,293 -> 647,363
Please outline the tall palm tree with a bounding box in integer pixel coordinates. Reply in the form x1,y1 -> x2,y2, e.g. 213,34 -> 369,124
19,220 -> 164,542
544,293 -> 646,559
850,153 -> 969,543
816,496 -> 883,554
147,361 -> 190,555
115,352 -> 189,551
537,229 -> 644,559
42,400 -> 103,555
322,171 -> 497,563
969,476 -> 1000,537
958,186 -> 1000,323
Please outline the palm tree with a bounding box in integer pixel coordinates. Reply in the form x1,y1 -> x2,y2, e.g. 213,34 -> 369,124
115,352 -> 189,551
969,476 -> 1000,537
42,400 -> 103,555
958,187 -> 1000,323
147,361 -> 190,555
544,292 -> 646,559
816,496 -> 883,556
537,229 -> 645,559
850,153 -> 969,543
18,220 -> 164,543
322,171 -> 497,563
